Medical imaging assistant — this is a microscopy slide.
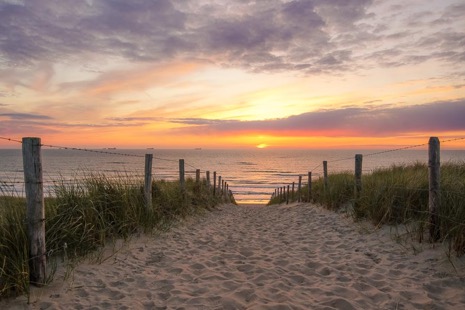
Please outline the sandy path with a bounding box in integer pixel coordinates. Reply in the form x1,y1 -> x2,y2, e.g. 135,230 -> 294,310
4,203 -> 465,309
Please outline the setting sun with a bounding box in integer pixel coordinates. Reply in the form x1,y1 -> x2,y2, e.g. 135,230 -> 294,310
256,144 -> 268,149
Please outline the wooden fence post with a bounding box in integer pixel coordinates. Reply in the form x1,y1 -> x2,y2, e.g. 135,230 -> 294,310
206,171 -> 210,187
429,137 -> 441,242
22,137 -> 46,286
179,159 -> 185,192
218,176 -> 222,196
307,171 -> 312,202
196,169 -> 200,183
286,185 -> 290,205
292,182 -> 295,200
355,154 -> 363,200
323,161 -> 328,192
298,175 -> 302,202
144,154 -> 153,211
213,171 -> 217,196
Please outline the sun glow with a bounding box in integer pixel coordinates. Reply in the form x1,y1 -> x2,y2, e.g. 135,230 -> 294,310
256,144 -> 268,149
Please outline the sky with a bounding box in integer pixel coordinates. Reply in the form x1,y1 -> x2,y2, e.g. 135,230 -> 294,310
0,0 -> 464,149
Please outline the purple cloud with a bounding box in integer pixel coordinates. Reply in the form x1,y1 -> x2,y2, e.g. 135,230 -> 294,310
0,113 -> 53,120
2,0 -> 460,75
170,99 -> 465,137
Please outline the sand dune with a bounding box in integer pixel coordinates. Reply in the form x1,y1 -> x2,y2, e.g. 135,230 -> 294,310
3,203 -> 465,309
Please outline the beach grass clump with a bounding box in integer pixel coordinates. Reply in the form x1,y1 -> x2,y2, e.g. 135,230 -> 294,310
306,171 -> 355,210
0,173 -> 229,299
0,196 -> 30,298
354,163 -> 429,225
438,162 -> 465,254
46,174 -> 147,260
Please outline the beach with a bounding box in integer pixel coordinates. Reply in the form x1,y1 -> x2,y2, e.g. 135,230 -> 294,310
3,203 -> 465,309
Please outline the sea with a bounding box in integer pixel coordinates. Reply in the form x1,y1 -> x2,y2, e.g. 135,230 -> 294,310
1,148 -> 465,204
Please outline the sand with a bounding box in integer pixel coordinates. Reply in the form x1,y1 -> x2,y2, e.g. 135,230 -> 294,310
3,202 -> 465,309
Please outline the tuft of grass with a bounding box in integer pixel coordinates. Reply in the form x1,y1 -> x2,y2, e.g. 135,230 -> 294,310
306,171 -> 354,210
0,173 -> 230,299
0,196 -> 29,298
355,163 -> 429,226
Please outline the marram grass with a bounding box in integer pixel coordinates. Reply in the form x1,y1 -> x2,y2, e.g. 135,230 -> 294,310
269,162 -> 465,255
0,174 -> 230,298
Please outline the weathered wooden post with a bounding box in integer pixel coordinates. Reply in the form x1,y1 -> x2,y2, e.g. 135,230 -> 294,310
323,161 -> 328,192
298,175 -> 302,202
22,137 -> 46,286
144,154 -> 153,211
286,185 -> 290,205
218,176 -> 222,196
206,171 -> 210,187
194,169 -> 201,198
355,154 -> 363,200
307,171 -> 312,202
429,137 -> 441,242
213,171 -> 217,196
179,159 -> 185,192
292,182 -> 295,201
221,179 -> 225,196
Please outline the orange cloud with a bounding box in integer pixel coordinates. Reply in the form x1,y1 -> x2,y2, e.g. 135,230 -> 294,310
86,62 -> 203,96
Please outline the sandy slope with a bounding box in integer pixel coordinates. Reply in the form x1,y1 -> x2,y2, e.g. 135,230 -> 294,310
3,203 -> 465,309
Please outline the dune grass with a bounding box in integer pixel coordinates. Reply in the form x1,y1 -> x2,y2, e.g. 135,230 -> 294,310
0,174 -> 230,298
269,162 -> 465,255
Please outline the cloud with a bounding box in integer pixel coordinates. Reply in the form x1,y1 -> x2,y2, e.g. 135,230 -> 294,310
0,112 -> 150,136
0,112 -> 53,120
169,118 -> 236,125
0,0 -> 413,74
106,117 -> 162,122
0,0 -> 463,78
170,99 -> 465,137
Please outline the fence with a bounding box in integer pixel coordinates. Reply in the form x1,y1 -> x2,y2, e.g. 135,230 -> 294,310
1,135 -> 465,286
270,136 -> 465,243
1,136 -> 235,286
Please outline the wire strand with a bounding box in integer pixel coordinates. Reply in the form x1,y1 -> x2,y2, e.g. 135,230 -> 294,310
0,136 -> 23,144
40,143 -> 146,158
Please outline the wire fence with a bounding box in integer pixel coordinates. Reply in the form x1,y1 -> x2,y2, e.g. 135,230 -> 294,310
1,136 -> 465,203
271,136 -> 465,204
307,136 -> 465,177
0,136 -> 231,199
